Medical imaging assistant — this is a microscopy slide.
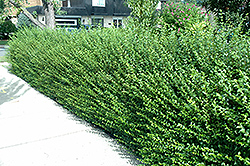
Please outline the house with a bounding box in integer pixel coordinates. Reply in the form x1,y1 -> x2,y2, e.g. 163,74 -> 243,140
26,0 -> 131,28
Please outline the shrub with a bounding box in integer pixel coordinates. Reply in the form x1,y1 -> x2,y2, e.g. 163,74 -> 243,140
125,0 -> 160,28
8,26 -> 250,165
160,0 -> 211,33
202,0 -> 250,32
17,13 -> 35,28
0,19 -> 17,39
0,0 -> 5,13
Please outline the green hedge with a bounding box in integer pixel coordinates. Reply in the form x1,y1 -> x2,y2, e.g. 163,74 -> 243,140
8,27 -> 250,165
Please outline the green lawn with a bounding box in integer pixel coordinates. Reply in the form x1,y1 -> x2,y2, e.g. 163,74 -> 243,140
0,40 -> 8,45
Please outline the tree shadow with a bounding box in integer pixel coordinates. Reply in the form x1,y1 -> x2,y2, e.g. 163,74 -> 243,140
0,78 -> 30,105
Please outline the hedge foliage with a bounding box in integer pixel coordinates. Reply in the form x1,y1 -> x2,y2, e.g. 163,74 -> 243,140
8,26 -> 250,165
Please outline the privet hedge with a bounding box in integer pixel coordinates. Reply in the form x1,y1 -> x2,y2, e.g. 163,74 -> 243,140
8,27 -> 250,165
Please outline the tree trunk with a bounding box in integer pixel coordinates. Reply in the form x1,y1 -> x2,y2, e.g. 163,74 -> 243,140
9,0 -> 47,29
42,0 -> 56,29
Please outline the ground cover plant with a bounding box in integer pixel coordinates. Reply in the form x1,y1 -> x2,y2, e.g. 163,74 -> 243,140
8,23 -> 250,165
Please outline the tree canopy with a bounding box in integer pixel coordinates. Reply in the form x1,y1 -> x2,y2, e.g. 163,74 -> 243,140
202,0 -> 249,30
0,0 -> 57,28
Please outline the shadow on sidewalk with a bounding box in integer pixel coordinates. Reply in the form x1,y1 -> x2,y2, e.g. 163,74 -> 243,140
66,111 -> 144,166
0,78 -> 30,105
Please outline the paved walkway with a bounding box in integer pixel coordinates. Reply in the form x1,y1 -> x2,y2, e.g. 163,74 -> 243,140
0,63 -> 141,166
0,46 -> 8,57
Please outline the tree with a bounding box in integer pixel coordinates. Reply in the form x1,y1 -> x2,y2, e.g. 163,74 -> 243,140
17,12 -> 35,28
0,0 -> 5,12
8,0 -> 47,28
202,0 -> 248,13
0,0 -> 16,39
125,0 -> 160,28
202,0 -> 249,30
41,0 -> 55,28
2,0 -> 57,29
0,19 -> 17,39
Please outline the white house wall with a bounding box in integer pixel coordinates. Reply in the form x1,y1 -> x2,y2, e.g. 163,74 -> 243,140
36,14 -> 127,28
38,15 -> 45,25
81,16 -> 91,25
103,16 -> 112,28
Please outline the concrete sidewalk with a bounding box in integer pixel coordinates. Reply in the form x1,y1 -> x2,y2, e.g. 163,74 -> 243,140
0,63 -> 141,166
0,46 -> 8,57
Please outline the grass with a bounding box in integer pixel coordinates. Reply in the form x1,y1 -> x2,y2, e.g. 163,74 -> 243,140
0,40 -> 8,45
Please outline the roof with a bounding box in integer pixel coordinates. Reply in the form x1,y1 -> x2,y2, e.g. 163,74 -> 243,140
27,6 -> 89,16
27,6 -> 130,16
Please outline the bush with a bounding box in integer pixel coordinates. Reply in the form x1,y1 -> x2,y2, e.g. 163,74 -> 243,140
125,0 -> 160,28
8,26 -> 250,165
159,0 -> 211,33
202,0 -> 250,32
0,20 -> 17,39
17,13 -> 35,28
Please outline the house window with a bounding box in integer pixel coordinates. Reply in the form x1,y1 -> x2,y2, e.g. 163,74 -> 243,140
62,0 -> 67,7
41,16 -> 45,24
56,19 -> 77,27
62,0 -> 70,7
113,18 -> 122,28
92,0 -> 105,7
92,17 -> 104,27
